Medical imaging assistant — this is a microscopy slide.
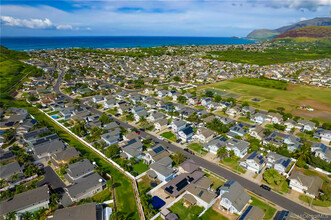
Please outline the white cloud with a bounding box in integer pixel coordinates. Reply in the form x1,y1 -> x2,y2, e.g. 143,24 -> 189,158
0,16 -> 53,29
56,24 -> 73,30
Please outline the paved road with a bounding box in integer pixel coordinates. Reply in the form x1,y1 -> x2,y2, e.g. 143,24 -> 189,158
53,72 -> 328,219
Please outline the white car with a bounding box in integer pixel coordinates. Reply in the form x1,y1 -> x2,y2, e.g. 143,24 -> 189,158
158,136 -> 164,140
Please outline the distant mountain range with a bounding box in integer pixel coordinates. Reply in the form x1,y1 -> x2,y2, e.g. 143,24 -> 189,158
274,26 -> 331,39
246,17 -> 331,40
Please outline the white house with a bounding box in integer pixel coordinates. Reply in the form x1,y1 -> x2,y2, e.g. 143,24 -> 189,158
240,151 -> 265,173
289,171 -> 323,198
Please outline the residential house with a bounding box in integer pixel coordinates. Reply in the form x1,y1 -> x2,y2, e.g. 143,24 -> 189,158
284,135 -> 301,152
248,125 -> 265,140
0,161 -> 24,181
240,151 -> 265,173
65,159 -> 95,182
148,112 -> 165,122
193,127 -> 216,143
228,123 -> 248,138
149,156 -> 174,182
297,120 -> 315,132
101,128 -> 120,146
161,170 -> 205,198
0,185 -> 49,218
154,118 -> 168,131
289,171 -> 323,198
226,138 -> 249,158
263,132 -> 286,147
226,105 -> 241,117
121,139 -> 143,160
134,110 -> 148,122
171,119 -> 186,133
311,142 -> 331,163
238,206 -> 264,220
178,159 -> 200,174
241,106 -> 256,116
23,127 -> 49,141
201,98 -> 212,106
178,126 -> 194,143
314,129 -> 331,142
66,173 -> 106,202
52,147 -> 80,167
251,113 -> 267,124
284,119 -> 297,132
32,139 -> 66,160
203,136 -> 228,155
266,152 -> 292,175
267,113 -> 283,124
53,202 -> 101,220
219,180 -> 250,215
144,145 -> 170,165
184,177 -> 217,209
103,99 -> 116,109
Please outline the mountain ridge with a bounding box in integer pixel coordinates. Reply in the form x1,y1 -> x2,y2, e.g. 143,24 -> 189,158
246,17 -> 331,40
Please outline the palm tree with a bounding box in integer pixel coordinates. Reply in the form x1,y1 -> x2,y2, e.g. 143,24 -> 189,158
22,212 -> 32,220
217,146 -> 228,159
5,211 -> 16,220
229,150 -> 235,159
293,142 -> 312,163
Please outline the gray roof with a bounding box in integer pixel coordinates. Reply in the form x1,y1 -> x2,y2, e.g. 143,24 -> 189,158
172,119 -> 186,127
66,159 -> 94,179
33,139 -> 66,157
179,159 -> 199,173
52,147 -> 80,162
150,156 -> 173,177
53,202 -> 97,220
186,183 -> 217,203
220,180 -> 250,212
103,122 -> 119,130
66,173 -> 105,199
239,206 -> 264,220
226,138 -> 249,151
0,185 -> 49,216
0,161 -> 23,180
289,171 -> 323,196
23,127 -> 49,140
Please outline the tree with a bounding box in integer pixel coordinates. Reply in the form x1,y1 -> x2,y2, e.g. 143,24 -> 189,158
5,212 -> 16,220
99,113 -> 112,125
217,146 -> 227,159
105,144 -> 120,158
206,118 -> 229,134
3,129 -> 15,143
139,116 -> 147,124
263,168 -> 283,185
73,98 -> 81,108
49,193 -> 59,210
177,96 -> 187,104
173,151 -> 185,165
22,212 -> 32,220
24,165 -> 39,177
205,90 -> 214,97
293,142 -> 311,164
214,95 -> 222,103
229,150 -> 235,158
173,76 -> 182,82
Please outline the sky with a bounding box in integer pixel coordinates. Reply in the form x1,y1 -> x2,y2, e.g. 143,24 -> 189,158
0,0 -> 330,37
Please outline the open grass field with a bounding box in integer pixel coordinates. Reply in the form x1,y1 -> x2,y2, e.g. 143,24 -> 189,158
198,80 -> 331,122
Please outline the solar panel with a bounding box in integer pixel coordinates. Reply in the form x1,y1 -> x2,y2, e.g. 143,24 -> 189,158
248,151 -> 258,159
176,179 -> 189,192
198,190 -> 204,197
153,146 -> 164,154
238,205 -> 252,220
224,180 -> 235,187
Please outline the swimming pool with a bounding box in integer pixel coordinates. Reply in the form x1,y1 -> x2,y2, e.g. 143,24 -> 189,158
151,196 -> 166,209
51,115 -> 58,119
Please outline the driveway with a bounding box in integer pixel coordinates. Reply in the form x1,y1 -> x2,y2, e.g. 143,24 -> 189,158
37,166 -> 66,194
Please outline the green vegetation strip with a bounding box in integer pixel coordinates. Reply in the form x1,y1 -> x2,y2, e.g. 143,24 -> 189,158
25,106 -> 139,219
250,197 -> 276,220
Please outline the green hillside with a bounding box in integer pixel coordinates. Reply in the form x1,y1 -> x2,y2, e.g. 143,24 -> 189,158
0,46 -> 43,98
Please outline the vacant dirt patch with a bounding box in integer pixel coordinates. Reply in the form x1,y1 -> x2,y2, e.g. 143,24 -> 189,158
297,100 -> 331,112
293,109 -> 331,122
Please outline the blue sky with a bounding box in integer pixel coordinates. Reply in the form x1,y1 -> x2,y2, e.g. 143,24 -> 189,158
1,0 -> 330,37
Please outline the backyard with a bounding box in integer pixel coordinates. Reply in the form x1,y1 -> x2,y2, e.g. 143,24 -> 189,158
132,160 -> 149,175
169,199 -> 204,220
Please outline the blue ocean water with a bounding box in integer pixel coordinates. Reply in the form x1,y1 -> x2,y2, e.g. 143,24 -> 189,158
0,36 -> 254,51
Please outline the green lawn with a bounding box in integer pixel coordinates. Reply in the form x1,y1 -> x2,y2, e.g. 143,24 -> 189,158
132,161 -> 149,175
200,208 -> 228,220
107,108 -> 117,115
197,80 -> 331,121
23,105 -> 139,219
169,199 -> 204,220
160,131 -> 177,142
250,197 -> 276,220
238,117 -> 254,124
204,173 -> 225,190
187,143 -> 208,155
297,132 -> 320,142
220,157 -> 246,174
91,187 -> 112,203
262,178 -> 289,194
48,110 -> 60,116
299,195 -> 331,207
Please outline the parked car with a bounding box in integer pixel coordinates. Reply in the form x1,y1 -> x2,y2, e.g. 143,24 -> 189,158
260,184 -> 271,191
176,139 -> 182,143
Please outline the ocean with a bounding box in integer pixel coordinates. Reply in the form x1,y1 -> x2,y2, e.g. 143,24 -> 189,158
0,36 -> 255,51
